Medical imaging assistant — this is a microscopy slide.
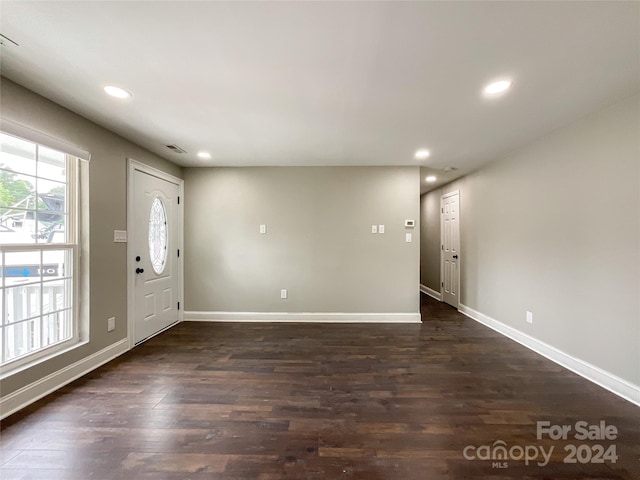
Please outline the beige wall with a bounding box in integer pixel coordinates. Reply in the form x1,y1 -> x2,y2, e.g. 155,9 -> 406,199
0,78 -> 182,396
420,94 -> 640,385
184,166 -> 420,314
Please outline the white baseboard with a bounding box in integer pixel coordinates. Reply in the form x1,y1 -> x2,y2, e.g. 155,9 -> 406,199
458,303 -> 640,407
0,338 -> 129,420
184,311 -> 421,323
420,284 -> 442,301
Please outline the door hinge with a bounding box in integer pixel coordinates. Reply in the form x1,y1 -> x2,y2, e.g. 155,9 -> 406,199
177,301 -> 180,310
441,208 -> 444,213
178,196 -> 180,205
441,282 -> 444,287
177,249 -> 180,257
441,245 -> 444,250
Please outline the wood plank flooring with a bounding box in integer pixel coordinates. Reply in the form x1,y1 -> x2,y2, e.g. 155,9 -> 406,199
1,294 -> 638,479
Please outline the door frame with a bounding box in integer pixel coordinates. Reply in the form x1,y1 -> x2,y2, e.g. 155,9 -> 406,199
440,190 -> 460,307
127,158 -> 184,349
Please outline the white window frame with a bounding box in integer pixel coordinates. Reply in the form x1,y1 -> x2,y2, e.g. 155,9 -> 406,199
0,122 -> 89,376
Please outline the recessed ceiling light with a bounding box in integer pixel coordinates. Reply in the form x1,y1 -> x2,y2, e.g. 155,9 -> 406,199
425,175 -> 437,183
483,79 -> 512,96
414,149 -> 430,160
104,85 -> 132,99
197,151 -> 212,159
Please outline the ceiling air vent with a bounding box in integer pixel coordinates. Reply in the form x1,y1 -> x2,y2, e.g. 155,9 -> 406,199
165,144 -> 187,154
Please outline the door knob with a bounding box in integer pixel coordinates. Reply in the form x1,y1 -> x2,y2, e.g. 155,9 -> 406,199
136,268 -> 144,274
135,256 -> 141,262
453,255 -> 458,259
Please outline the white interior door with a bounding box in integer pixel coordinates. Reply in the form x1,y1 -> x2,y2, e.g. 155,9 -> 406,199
441,191 -> 460,308
132,166 -> 181,344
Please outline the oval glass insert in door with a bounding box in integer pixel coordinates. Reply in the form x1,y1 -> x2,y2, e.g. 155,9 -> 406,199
148,196 -> 168,274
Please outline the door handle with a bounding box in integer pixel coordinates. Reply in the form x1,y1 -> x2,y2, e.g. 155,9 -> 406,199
452,255 -> 458,259
136,268 -> 144,274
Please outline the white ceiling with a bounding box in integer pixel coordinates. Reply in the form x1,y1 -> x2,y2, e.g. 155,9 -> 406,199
1,1 -> 638,192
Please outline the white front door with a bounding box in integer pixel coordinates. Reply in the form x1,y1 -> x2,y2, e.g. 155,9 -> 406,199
131,163 -> 181,344
441,191 -> 460,308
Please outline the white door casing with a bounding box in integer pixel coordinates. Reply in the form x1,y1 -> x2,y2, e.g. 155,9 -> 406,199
127,160 -> 183,347
441,191 -> 460,308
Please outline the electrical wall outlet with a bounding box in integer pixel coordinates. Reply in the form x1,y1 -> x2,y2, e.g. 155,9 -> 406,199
280,289 -> 288,299
378,225 -> 385,234
107,316 -> 116,332
526,311 -> 533,324
260,224 -> 267,234
371,225 -> 378,234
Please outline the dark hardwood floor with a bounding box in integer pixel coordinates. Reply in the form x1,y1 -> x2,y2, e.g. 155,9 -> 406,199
1,294 -> 638,479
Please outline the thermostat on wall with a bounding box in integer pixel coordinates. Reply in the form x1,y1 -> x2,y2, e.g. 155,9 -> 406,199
405,219 -> 415,228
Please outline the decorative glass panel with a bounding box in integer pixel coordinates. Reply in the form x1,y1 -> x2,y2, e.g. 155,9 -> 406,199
148,197 -> 168,275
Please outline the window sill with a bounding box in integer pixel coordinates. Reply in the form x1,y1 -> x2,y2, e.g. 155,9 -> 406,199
0,339 -> 89,380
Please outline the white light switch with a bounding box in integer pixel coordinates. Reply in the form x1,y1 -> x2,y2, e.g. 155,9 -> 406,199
371,225 -> 378,234
378,225 -> 385,234
260,224 -> 267,234
405,233 -> 412,243
107,317 -> 116,332
280,289 -> 288,299
114,230 -> 127,243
